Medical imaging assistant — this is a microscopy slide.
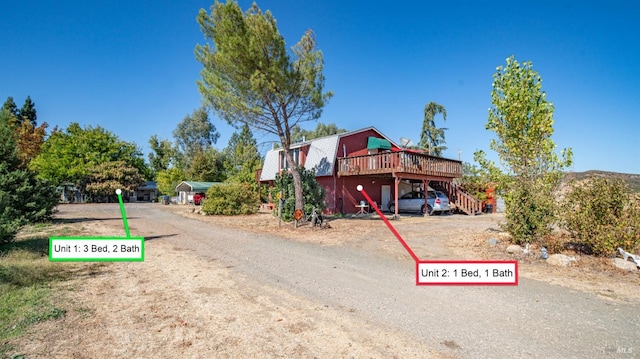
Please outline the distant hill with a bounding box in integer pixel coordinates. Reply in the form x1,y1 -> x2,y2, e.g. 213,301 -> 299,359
563,170 -> 640,193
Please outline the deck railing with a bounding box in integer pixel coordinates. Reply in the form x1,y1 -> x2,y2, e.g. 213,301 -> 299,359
336,151 -> 462,178
448,183 -> 483,215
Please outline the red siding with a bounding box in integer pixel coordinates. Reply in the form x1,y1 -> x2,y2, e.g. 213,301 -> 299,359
265,128 -> 402,215
299,144 -> 309,167
336,129 -> 400,158
318,175 -> 395,214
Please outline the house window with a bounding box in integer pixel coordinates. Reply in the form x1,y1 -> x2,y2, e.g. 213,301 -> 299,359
280,148 -> 300,170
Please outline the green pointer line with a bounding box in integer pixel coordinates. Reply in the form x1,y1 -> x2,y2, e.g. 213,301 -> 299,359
116,189 -> 131,238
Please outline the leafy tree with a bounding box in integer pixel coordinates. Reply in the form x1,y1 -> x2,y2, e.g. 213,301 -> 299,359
156,167 -> 185,196
186,148 -> 227,182
290,122 -> 346,143
84,161 -> 145,202
15,121 -> 49,168
1,120 -> 58,244
172,107 -> 222,178
148,134 -> 176,178
196,0 -> 332,214
30,123 -> 149,189
475,56 -> 572,244
173,107 -> 220,160
224,123 -> 262,183
419,102 -> 447,156
19,95 -> 37,126
150,109 -> 225,185
273,167 -> 325,221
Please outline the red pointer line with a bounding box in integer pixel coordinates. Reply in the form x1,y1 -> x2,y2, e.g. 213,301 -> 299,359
357,185 -> 420,263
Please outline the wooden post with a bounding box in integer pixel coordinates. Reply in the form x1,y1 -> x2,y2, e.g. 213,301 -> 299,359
394,176 -> 400,218
277,191 -> 283,227
423,179 -> 429,217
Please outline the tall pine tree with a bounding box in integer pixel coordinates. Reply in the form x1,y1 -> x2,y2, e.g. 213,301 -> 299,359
2,97 -> 19,118
20,95 -> 37,126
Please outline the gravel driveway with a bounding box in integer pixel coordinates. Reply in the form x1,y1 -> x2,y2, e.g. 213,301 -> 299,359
20,203 -> 640,358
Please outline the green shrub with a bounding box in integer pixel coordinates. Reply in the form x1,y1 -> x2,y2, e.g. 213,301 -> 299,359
201,183 -> 259,215
1,121 -> 59,245
273,168 -> 325,222
561,177 -> 640,256
501,176 -> 559,245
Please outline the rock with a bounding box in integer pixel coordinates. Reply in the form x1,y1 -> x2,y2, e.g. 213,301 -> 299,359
546,254 -> 573,267
488,238 -> 498,247
613,258 -> 639,272
506,244 -> 522,254
540,247 -> 549,260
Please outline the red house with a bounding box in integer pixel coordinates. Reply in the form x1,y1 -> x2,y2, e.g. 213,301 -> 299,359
259,127 -> 481,216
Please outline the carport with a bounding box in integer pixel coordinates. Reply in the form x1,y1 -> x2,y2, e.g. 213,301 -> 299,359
175,181 -> 222,204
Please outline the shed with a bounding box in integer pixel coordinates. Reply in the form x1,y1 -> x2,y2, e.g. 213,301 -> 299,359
133,181 -> 158,202
175,181 -> 222,204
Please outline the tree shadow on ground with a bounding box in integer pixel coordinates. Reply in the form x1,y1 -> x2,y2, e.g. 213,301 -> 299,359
144,234 -> 178,241
0,236 -> 49,256
53,217 -> 139,224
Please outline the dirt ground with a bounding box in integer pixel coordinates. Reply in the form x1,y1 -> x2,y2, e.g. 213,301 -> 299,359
7,203 -> 640,358
174,205 -> 640,304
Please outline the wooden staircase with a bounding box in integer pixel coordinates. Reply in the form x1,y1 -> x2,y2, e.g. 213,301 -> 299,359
431,181 -> 482,215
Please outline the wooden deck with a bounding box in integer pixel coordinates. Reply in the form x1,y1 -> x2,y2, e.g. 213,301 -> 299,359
337,151 -> 462,179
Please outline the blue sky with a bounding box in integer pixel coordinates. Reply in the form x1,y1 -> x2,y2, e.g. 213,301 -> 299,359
2,1 -> 639,174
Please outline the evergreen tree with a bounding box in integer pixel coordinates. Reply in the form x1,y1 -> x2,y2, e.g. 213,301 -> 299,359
224,124 -> 262,183
419,102 -> 447,156
2,97 -> 19,118
19,95 -> 37,126
196,1 -> 332,215
1,120 -> 58,244
273,167 -> 325,221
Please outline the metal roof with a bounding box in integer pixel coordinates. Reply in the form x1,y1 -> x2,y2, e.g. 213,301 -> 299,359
259,150 -> 280,182
259,126 -> 397,181
175,181 -> 222,192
